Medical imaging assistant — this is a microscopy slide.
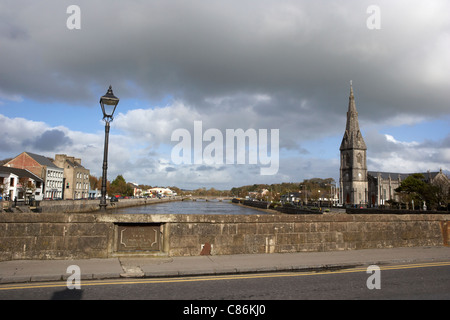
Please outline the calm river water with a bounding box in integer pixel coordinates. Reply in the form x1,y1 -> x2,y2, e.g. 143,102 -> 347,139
112,200 -> 266,215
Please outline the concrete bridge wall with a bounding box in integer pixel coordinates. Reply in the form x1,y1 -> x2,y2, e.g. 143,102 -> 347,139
0,212 -> 449,261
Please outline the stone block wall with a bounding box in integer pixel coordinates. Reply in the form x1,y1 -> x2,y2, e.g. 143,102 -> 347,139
0,213 -> 113,261
166,214 -> 449,256
0,212 -> 448,261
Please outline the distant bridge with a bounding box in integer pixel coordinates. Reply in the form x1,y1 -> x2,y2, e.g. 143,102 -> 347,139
181,196 -> 233,202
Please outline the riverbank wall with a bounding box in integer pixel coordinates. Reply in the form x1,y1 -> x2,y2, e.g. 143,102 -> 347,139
236,198 -> 347,214
36,197 -> 180,213
0,212 -> 448,261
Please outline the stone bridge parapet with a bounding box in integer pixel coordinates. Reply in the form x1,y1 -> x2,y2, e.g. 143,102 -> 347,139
0,212 -> 449,261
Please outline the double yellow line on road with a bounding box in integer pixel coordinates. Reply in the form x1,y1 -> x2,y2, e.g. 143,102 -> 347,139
1,261 -> 450,291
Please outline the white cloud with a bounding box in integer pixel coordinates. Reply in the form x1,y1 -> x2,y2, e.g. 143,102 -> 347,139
367,132 -> 450,173
1,1 -> 449,188
114,101 -> 202,146
384,134 -> 419,147
1,111 -> 448,189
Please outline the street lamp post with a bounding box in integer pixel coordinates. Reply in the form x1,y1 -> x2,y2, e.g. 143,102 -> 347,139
99,86 -> 119,211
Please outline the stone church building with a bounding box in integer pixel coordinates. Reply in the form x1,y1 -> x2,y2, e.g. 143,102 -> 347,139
339,83 -> 449,207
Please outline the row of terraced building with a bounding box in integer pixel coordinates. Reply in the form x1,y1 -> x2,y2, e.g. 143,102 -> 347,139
0,152 -> 91,203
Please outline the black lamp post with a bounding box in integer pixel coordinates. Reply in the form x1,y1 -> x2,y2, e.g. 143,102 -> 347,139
99,85 -> 119,211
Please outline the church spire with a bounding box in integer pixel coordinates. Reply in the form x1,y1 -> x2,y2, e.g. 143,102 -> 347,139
340,81 -> 366,151
347,80 -> 358,130
339,81 -> 368,207
349,80 -> 355,110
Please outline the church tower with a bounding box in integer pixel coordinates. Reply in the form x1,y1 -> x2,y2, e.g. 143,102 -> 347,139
339,82 -> 368,206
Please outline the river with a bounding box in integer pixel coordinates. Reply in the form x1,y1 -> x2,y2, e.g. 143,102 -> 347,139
112,199 -> 267,215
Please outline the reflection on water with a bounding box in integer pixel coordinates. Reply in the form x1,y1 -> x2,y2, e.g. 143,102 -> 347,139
112,200 -> 266,215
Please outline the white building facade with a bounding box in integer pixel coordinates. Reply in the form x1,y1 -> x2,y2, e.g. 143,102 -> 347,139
0,167 -> 44,202
44,166 -> 64,199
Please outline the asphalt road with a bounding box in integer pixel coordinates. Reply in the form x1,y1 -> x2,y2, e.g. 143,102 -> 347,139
1,261 -> 449,302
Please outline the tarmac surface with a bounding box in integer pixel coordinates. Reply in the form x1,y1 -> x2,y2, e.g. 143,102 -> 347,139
1,246 -> 450,284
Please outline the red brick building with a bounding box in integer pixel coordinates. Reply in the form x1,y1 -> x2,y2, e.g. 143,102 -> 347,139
5,152 -> 64,199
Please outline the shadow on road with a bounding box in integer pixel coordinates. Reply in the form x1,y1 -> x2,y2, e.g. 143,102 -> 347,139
51,288 -> 84,300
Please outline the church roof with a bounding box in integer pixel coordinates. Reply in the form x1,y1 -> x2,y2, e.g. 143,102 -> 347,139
368,171 -> 443,182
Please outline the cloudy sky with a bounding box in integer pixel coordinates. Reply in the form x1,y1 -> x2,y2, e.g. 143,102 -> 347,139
1,0 -> 449,190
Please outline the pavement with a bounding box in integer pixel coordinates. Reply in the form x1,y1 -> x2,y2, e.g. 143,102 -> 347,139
1,246 -> 450,284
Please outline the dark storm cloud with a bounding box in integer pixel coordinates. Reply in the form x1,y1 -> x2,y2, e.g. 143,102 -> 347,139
22,129 -> 72,151
194,165 -> 226,172
1,0 -> 449,124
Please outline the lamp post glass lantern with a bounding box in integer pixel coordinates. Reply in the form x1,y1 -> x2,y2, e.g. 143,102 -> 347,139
100,85 -> 119,121
99,86 -> 119,211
